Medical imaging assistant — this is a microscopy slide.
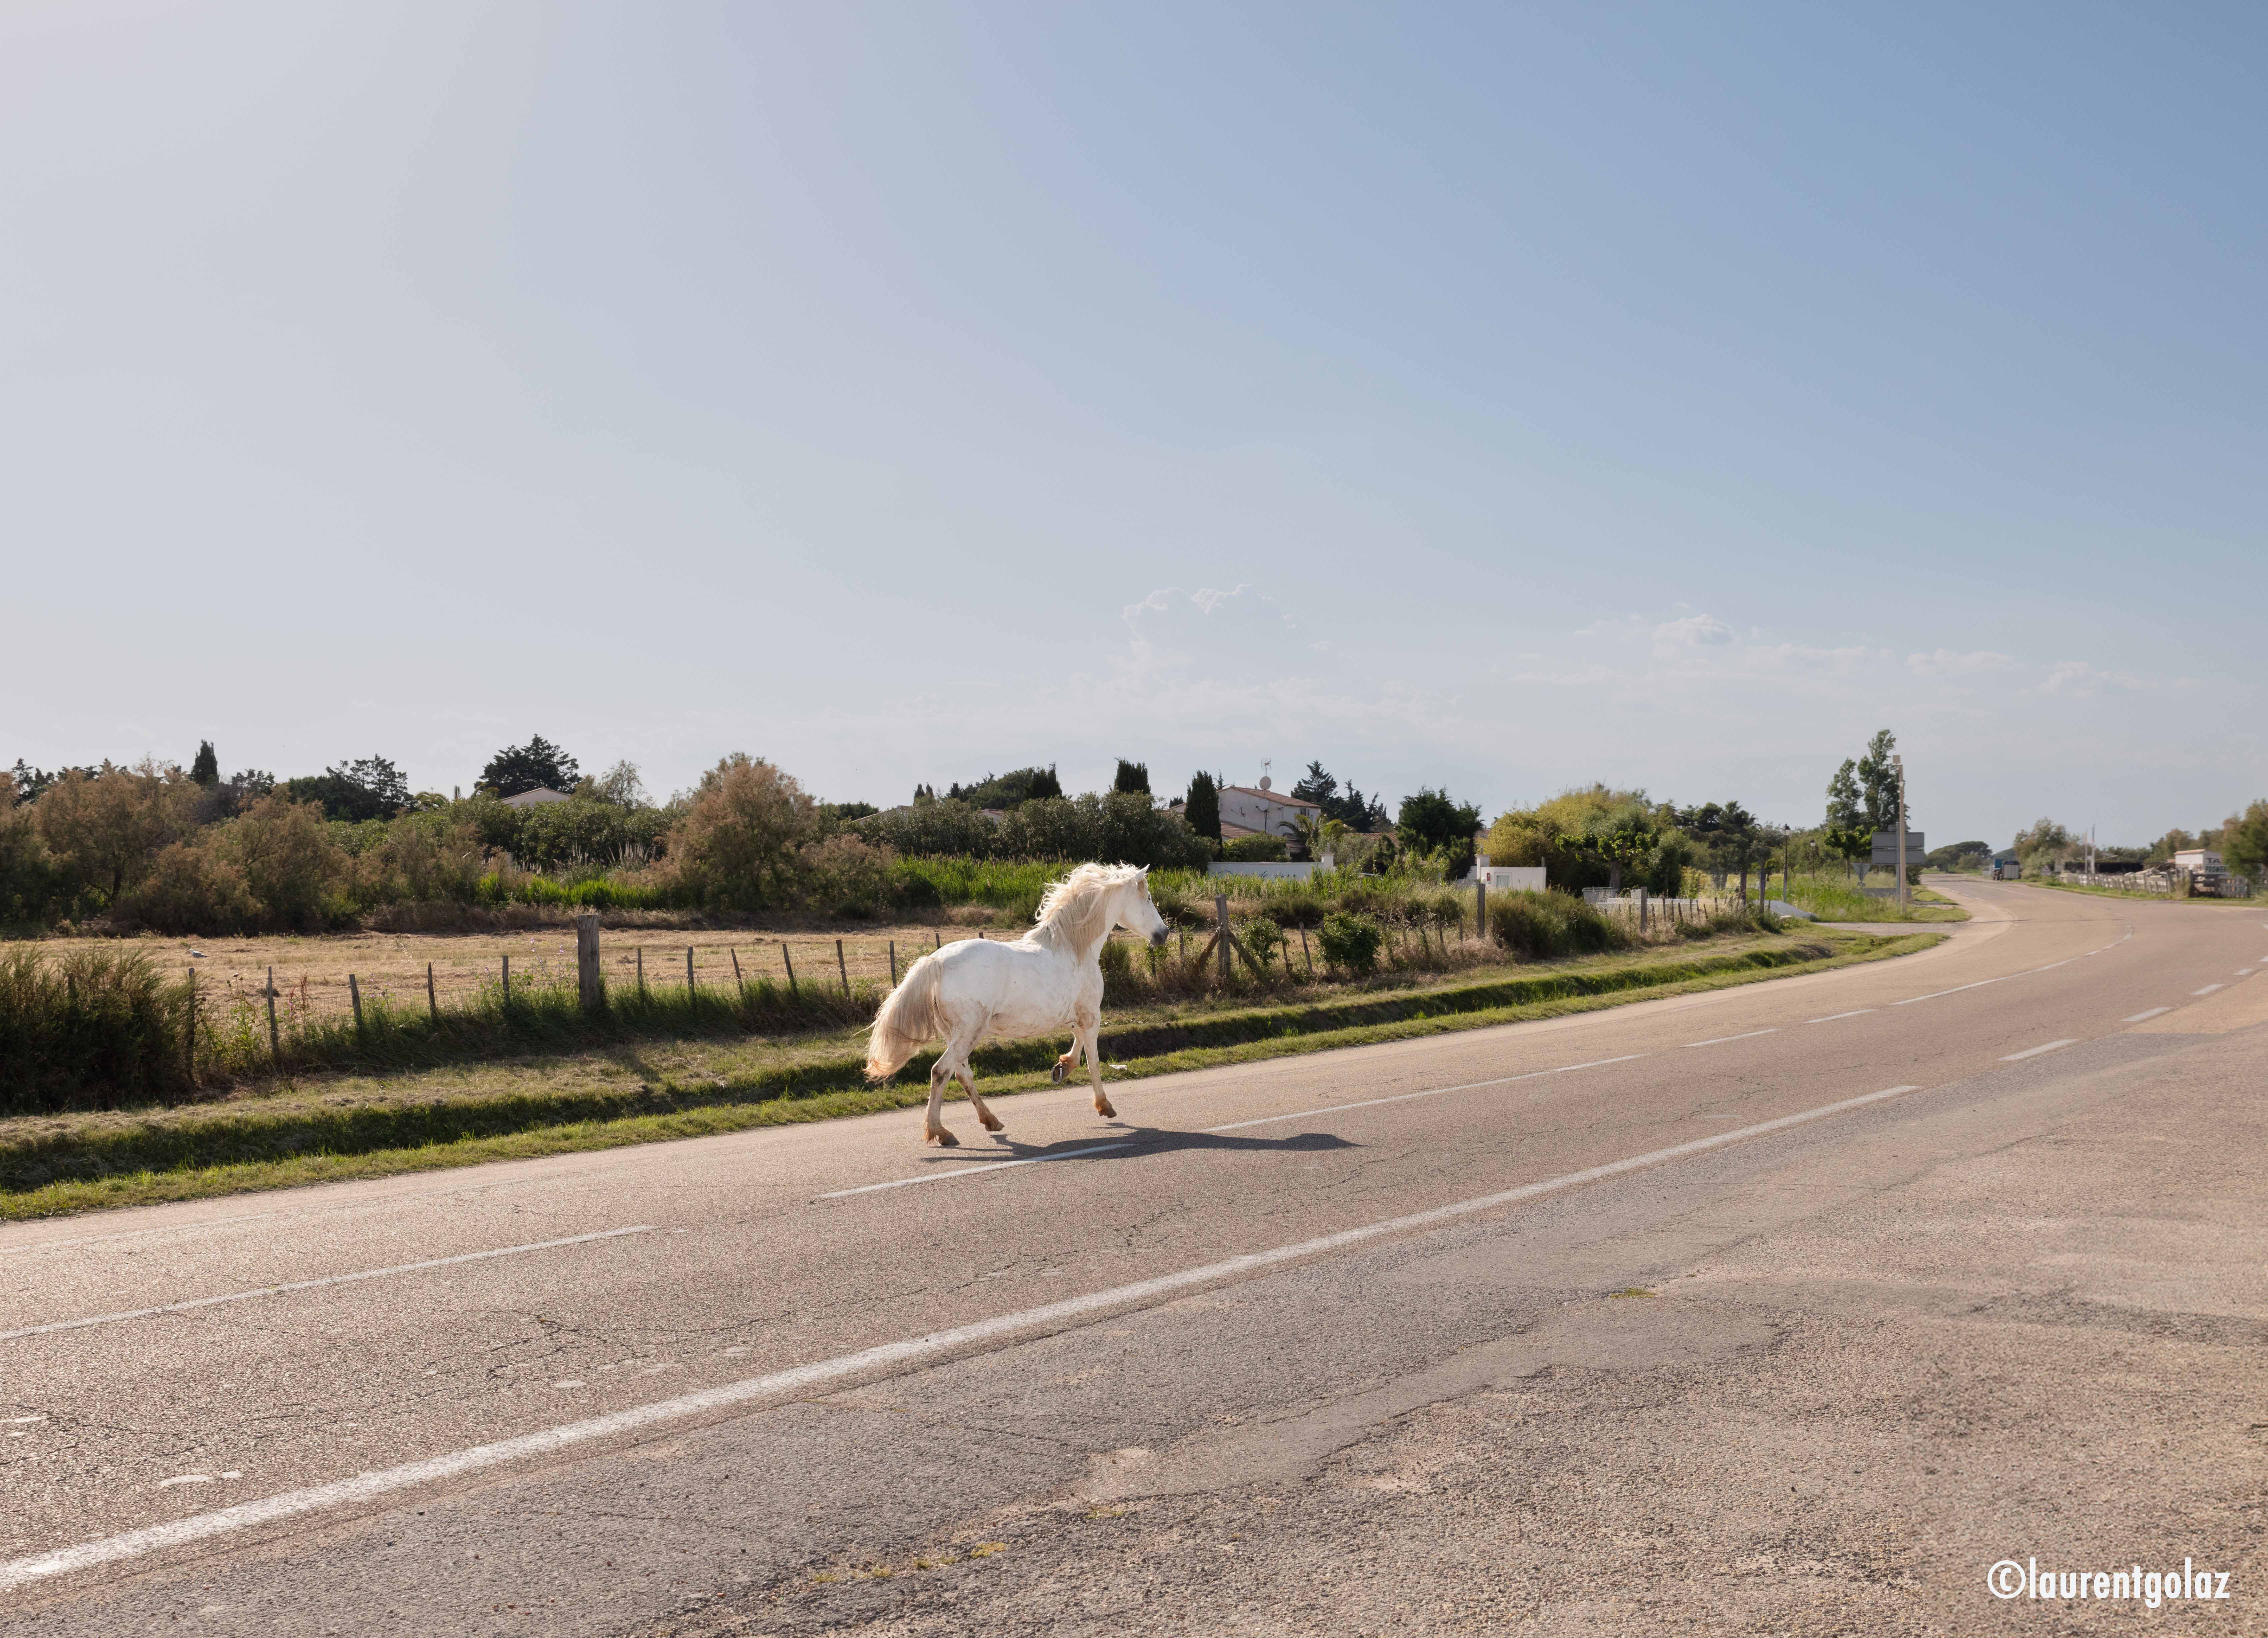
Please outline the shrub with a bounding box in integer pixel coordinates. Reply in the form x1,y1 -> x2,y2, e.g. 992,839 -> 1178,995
357,811 -> 490,906
1240,915 -> 1286,970
1488,890 -> 1631,960
799,834 -> 896,918
222,795 -> 353,931
115,839 -> 259,934
667,754 -> 824,910
1222,834 -> 1288,863
32,760 -> 201,903
1317,911 -> 1383,975
0,946 -> 191,1112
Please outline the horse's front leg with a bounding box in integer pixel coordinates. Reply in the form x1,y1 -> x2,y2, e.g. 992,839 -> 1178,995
1079,1019 -> 1114,1119
957,1064 -> 1004,1133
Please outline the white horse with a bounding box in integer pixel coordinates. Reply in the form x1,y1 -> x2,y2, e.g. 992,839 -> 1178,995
865,862 -> 1170,1145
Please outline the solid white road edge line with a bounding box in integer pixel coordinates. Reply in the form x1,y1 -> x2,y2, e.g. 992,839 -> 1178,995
818,1144 -> 1131,1198
2000,1039 -> 2077,1062
0,1229 -> 657,1342
2122,1008 -> 2171,1023
0,1079 -> 1934,1594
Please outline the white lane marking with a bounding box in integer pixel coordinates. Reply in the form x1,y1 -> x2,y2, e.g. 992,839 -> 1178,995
1805,1010 -> 1875,1024
1557,1054 -> 1647,1072
818,1144 -> 1131,1199
1204,1072 -> 1552,1134
2237,970 -> 2254,978
1894,975 -> 2014,1006
0,1229 -> 656,1343
2122,1008 -> 2171,1023
2192,984 -> 2223,997
2000,1039 -> 2077,1062
1682,1028 -> 1780,1048
0,1079 -> 1931,1595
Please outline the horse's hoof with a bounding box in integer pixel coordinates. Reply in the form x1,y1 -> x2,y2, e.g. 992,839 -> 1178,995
1094,1099 -> 1116,1119
927,1128 -> 958,1147
1050,1062 -> 1066,1084
979,1112 -> 1005,1132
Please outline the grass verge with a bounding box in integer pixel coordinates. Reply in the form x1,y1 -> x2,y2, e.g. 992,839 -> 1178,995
0,929 -> 1943,1220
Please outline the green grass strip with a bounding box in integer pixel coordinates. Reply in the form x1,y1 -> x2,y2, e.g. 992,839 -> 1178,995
0,931 -> 1940,1219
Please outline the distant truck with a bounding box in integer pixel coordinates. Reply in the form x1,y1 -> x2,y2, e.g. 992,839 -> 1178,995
1992,857 -> 2023,881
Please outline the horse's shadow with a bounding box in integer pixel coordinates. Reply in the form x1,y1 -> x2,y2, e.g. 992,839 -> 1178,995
929,1124 -> 1357,1163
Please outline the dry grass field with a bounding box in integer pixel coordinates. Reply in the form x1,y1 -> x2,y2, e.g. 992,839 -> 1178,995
26,922 -> 1016,1025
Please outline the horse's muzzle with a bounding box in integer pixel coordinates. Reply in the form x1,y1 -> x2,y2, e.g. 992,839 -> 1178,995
1148,930 -> 1169,948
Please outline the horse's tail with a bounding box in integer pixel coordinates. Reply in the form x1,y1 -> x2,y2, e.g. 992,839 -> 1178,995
865,952 -> 946,1081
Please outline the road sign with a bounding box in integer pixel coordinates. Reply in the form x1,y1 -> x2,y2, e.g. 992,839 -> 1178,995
1871,831 -> 1924,867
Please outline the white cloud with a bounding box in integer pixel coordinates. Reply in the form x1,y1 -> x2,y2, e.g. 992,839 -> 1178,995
1907,648 -> 2017,677
1652,612 -> 1736,650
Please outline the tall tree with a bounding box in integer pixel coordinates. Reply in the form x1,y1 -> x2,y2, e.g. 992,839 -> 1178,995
1184,772 -> 1221,842
1112,759 -> 1150,795
189,740 -> 219,787
479,735 -> 579,798
1396,787 -> 1484,875
1853,729 -> 1902,831
282,757 -> 412,823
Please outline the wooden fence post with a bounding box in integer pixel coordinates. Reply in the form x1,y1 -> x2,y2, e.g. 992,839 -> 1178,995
185,968 -> 197,1087
1215,895 -> 1232,986
577,914 -> 603,1012
837,938 -> 850,996
889,941 -> 898,985
635,946 -> 645,997
427,962 -> 439,1023
1637,887 -> 1648,933
265,965 -> 281,1065
1476,881 -> 1487,944
686,946 -> 696,994
781,941 -> 797,994
349,973 -> 364,1033
501,953 -> 510,1008
729,947 -> 743,987
933,929 -> 941,950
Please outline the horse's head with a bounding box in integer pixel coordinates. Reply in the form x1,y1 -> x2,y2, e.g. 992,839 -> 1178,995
1120,866 -> 1170,948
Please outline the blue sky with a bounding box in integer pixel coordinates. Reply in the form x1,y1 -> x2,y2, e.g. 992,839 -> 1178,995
5,2 -> 2262,847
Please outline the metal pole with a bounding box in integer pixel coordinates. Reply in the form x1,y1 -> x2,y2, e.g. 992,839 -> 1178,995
1894,755 -> 1909,912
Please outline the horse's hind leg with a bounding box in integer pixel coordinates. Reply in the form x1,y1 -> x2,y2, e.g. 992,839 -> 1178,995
1051,1044 -> 1078,1084
924,1062 -> 958,1147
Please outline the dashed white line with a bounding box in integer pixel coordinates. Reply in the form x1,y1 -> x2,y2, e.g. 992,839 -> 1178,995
1805,1010 -> 1876,1024
1557,1054 -> 1648,1072
0,1228 -> 657,1342
2122,1008 -> 2171,1023
0,1079 -> 1932,1595
818,1144 -> 1131,1198
2000,1039 -> 2077,1062
2192,984 -> 2224,997
1682,1028 -> 1780,1048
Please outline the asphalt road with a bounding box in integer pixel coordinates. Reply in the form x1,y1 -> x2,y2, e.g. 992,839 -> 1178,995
5,878 -> 2265,1635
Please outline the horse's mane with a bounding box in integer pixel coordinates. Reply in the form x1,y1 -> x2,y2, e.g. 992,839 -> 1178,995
1032,862 -> 1148,931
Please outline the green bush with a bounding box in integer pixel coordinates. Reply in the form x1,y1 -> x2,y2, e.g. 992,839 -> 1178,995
1240,915 -> 1286,970
1487,890 -> 1631,959
0,946 -> 192,1113
1317,911 -> 1383,975
1221,834 -> 1289,862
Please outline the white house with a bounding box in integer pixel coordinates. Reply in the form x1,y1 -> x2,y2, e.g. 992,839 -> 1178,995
1218,778 -> 1319,841
502,787 -> 571,809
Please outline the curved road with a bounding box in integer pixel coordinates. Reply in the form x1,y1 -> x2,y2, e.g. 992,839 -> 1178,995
4,878 -> 2265,1633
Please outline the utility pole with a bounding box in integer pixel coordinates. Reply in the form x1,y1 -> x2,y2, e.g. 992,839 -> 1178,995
1893,754 -> 1910,912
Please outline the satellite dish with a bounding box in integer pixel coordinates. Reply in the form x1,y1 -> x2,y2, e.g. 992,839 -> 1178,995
1259,776 -> 1272,790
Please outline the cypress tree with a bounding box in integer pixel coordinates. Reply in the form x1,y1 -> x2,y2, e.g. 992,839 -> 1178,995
1186,772 -> 1221,841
